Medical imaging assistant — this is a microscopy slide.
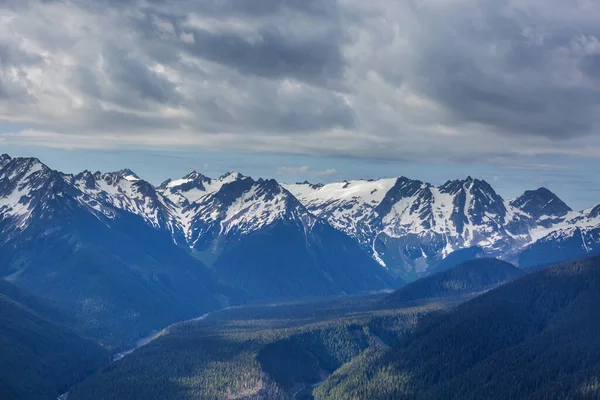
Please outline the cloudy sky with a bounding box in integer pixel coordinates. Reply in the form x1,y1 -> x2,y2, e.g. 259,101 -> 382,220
1,0 -> 600,208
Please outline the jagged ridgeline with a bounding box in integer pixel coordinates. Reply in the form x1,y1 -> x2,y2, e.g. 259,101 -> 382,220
1,153 -> 600,349
286,177 -> 595,280
2,153 -> 600,400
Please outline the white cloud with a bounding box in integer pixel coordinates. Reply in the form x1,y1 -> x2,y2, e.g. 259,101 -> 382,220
276,165 -> 337,176
277,165 -> 310,174
0,0 -> 599,167
315,168 -> 338,176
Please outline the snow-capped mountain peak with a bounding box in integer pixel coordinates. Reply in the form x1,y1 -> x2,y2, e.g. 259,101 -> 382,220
439,177 -> 508,229
286,178 -> 397,204
118,169 -> 141,182
158,171 -> 247,206
0,157 -> 51,225
375,177 -> 508,248
218,171 -> 245,181
218,177 -> 313,235
0,157 -> 109,232
69,169 -> 172,229
295,180 -> 324,190
510,187 -> 572,220
374,177 -> 429,217
165,175 -> 320,251
284,177 -> 400,243
587,204 -> 600,219
98,168 -> 141,182
0,157 -> 49,182
0,154 -> 11,169
181,170 -> 208,181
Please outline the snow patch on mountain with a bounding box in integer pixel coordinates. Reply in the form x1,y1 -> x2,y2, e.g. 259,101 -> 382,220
286,178 -> 397,206
0,158 -> 116,233
0,158 -> 51,227
528,210 -> 600,242
159,172 -> 247,206
285,178 -> 397,242
70,170 -> 175,229
0,184 -> 32,222
0,154 -> 11,169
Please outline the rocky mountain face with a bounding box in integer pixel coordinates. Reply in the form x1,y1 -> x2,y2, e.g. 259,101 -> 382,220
0,156 -> 397,345
157,172 -> 397,298
286,176 -> 600,280
2,152 -> 599,293
510,187 -> 572,221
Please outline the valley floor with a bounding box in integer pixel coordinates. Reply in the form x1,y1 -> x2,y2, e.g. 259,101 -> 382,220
65,293 -> 460,400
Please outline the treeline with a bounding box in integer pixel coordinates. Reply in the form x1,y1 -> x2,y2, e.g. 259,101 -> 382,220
68,296 -> 445,399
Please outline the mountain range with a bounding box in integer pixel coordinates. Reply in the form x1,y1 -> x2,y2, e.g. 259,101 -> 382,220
286,176 -> 600,279
2,154 -> 599,286
2,153 -> 600,348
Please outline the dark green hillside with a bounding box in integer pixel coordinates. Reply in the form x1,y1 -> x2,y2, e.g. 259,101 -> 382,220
0,278 -> 69,324
428,246 -> 484,274
68,296 -> 447,400
385,258 -> 524,305
316,256 -> 600,400
0,280 -> 109,400
0,211 -> 226,350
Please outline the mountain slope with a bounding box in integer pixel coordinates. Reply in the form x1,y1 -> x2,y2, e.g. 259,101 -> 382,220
288,176 -> 600,279
510,187 -> 572,222
316,256 -> 600,400
0,278 -> 69,324
212,218 -> 400,299
0,153 -> 11,169
288,177 -> 532,280
0,279 -> 109,400
384,258 -> 524,305
162,174 -> 400,299
0,157 -> 224,349
519,211 -> 600,268
68,169 -> 178,232
0,156 -> 399,349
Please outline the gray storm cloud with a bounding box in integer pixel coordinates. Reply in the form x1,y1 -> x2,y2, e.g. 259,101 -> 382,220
0,0 -> 599,161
